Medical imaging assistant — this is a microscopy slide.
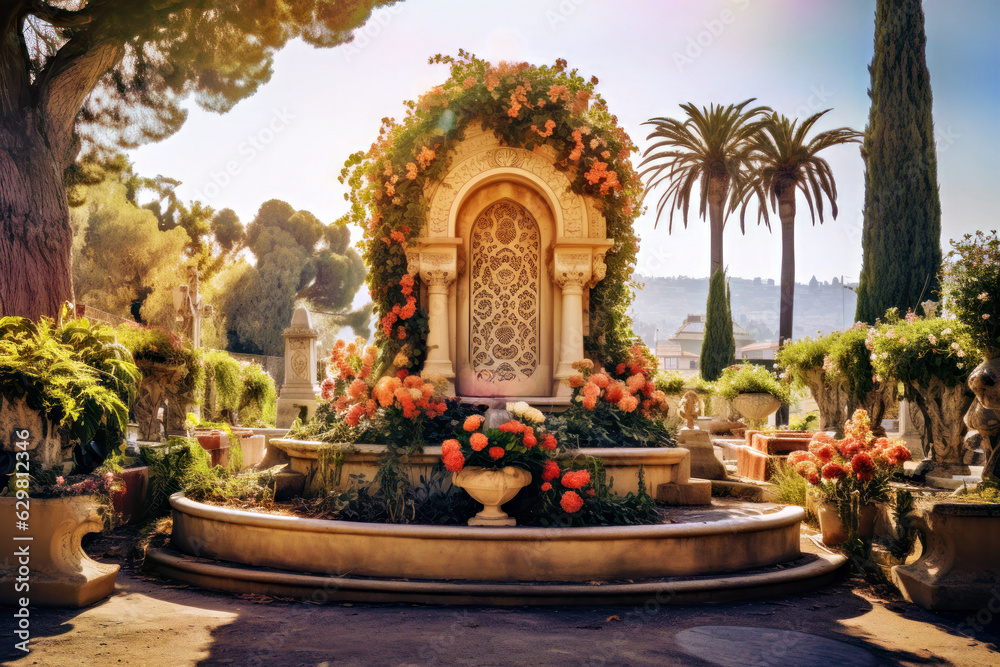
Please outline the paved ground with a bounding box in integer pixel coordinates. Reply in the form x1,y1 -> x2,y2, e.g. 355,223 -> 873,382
3,561 -> 999,667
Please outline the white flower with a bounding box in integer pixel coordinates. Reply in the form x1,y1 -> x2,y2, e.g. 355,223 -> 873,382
885,329 -> 896,338
984,314 -> 992,320
928,334 -> 937,345
978,292 -> 990,301
943,328 -> 953,335
957,363 -> 965,369
958,350 -> 966,358
507,401 -> 545,425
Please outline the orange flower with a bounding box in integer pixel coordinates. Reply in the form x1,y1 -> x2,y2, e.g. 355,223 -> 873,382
463,76 -> 476,89
560,491 -> 584,513
568,375 -> 585,388
590,373 -> 610,389
405,162 -> 418,180
541,482 -> 552,492
541,460 -> 560,481
485,72 -> 499,91
416,146 -> 436,168
348,378 -> 368,400
470,433 -> 489,451
443,451 -> 465,473
582,396 -> 597,410
463,414 -> 484,432
441,439 -> 461,456
542,434 -> 557,451
604,381 -> 624,404
547,84 -> 569,103
561,470 -> 591,489
523,434 -> 537,448
488,446 -> 505,460
618,395 -> 639,413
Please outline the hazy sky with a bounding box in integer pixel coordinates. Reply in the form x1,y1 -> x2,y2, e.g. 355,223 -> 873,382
130,0 -> 1000,284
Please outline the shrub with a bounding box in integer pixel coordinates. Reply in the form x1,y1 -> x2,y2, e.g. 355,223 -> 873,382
715,363 -> 790,403
238,362 -> 277,426
0,310 -> 140,471
942,230 -> 1000,359
776,335 -> 833,388
700,269 -> 736,381
654,370 -> 685,395
869,314 -> 974,389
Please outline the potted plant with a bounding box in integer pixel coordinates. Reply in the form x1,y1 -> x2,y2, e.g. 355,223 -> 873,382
788,409 -> 912,546
869,312 -> 975,471
442,414 -> 557,526
716,363 -> 790,428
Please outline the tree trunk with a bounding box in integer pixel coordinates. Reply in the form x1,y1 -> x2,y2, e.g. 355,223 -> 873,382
0,123 -> 75,319
803,368 -> 849,432
706,173 -> 727,276
907,377 -> 975,471
777,189 -> 796,345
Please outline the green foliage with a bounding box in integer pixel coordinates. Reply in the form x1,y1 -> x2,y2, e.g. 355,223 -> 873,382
700,269 -> 736,381
654,370 -> 686,395
0,311 -> 140,470
789,412 -> 820,431
201,350 -> 243,421
114,324 -> 206,404
768,459 -> 808,510
855,0 -> 942,324
775,335 -> 832,386
715,363 -> 791,403
238,363 -> 278,427
546,401 -> 675,449
942,230 -> 1000,358
826,326 -> 876,404
869,315 -> 975,390
339,51 -> 643,370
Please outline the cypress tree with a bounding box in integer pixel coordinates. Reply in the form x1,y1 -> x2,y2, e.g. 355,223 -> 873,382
701,269 -> 736,381
855,0 -> 942,323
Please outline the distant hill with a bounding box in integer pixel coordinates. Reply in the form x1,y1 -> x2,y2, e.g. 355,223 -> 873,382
629,274 -> 858,348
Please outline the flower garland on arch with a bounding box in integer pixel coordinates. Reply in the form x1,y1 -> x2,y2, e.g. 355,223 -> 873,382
338,51 -> 644,373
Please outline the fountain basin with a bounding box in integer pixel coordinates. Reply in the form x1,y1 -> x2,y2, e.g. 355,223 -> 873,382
169,493 -> 804,582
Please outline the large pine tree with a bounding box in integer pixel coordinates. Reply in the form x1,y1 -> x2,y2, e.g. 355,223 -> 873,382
855,0 -> 942,323
700,268 -> 736,381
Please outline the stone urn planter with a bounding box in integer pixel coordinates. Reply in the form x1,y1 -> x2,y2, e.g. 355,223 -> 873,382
0,495 -> 119,607
814,500 -> 877,546
133,361 -> 191,441
0,394 -> 75,473
966,358 -> 1000,481
731,393 -> 781,423
892,503 -> 1000,610
906,376 -> 975,472
452,466 -> 532,526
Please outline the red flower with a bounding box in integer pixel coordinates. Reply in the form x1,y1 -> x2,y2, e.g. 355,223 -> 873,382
396,369 -> 409,379
851,452 -> 875,481
541,482 -> 552,492
470,433 -> 489,451
615,363 -> 626,376
561,470 -> 591,490
463,415 -> 483,432
810,443 -> 836,464
488,446 -> 505,460
821,462 -> 847,480
560,491 -> 584,513
523,435 -> 537,448
542,434 -> 557,451
541,460 -> 560,482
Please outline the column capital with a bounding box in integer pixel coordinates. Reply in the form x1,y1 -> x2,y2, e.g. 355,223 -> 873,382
549,239 -> 614,291
406,239 -> 463,288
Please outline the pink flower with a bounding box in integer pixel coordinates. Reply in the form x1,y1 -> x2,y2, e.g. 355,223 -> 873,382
56,476 -> 65,485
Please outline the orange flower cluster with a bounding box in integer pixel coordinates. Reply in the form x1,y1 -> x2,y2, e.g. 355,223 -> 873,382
567,348 -> 667,417
583,160 -> 622,195
547,84 -> 570,103
380,274 -> 419,338
370,374 -> 448,420
531,119 -> 556,138
539,462 -> 595,514
787,410 -> 912,488
497,420 -> 557,450
507,83 -> 531,118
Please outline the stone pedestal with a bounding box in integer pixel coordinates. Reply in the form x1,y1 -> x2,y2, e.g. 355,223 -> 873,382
677,428 -> 726,480
276,308 -> 320,428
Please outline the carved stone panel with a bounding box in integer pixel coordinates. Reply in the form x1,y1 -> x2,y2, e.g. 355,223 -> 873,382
469,200 -> 540,387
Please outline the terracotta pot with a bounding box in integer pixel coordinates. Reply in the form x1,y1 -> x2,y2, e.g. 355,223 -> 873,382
0,495 -> 119,607
732,393 -> 781,421
815,500 -> 877,546
452,466 -> 532,526
111,466 -> 149,524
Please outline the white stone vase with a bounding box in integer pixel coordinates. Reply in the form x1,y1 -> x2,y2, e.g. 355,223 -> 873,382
731,393 -> 781,422
452,466 -> 532,526
0,495 -> 119,607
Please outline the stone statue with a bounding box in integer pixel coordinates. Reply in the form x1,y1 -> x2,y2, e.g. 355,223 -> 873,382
678,390 -> 702,430
966,359 -> 1000,482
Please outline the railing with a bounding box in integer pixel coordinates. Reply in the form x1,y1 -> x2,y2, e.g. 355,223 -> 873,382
74,303 -> 134,327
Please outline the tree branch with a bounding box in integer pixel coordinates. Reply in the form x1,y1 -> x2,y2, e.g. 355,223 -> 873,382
34,28 -> 123,165
0,1 -> 32,121
26,1 -> 96,29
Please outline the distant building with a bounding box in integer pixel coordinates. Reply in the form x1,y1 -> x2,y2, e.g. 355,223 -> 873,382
655,314 -> 756,374
737,340 -> 780,361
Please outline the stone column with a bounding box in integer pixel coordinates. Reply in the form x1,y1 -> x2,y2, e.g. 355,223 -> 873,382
550,241 -> 611,386
275,307 -> 320,428
407,240 -> 461,390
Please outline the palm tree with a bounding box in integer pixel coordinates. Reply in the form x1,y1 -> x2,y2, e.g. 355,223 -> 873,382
736,110 -> 862,345
639,100 -> 768,275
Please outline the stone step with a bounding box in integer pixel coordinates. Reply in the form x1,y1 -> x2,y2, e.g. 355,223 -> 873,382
145,546 -> 847,606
